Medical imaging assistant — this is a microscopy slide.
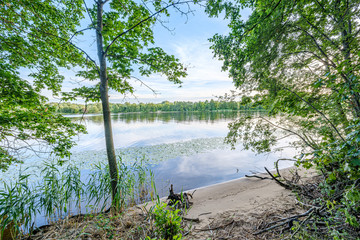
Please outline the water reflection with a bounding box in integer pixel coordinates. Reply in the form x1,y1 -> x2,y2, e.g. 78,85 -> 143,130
4,111 -> 291,194
67,111 -> 292,195
70,111 -> 267,150
71,111 -> 261,125
151,142 -> 294,196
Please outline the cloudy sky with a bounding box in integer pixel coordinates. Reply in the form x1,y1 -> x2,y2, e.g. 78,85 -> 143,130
53,2 -> 250,103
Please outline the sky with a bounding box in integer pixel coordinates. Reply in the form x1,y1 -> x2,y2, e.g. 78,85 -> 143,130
47,2 -> 251,104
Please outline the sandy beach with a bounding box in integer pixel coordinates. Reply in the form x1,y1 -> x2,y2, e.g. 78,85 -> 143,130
179,167 -> 315,239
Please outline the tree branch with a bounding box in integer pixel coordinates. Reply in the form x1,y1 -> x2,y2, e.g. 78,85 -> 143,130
140,0 -> 176,33
83,0 -> 95,26
239,0 -> 283,40
259,117 -> 316,150
292,25 -> 337,68
61,27 -> 94,47
130,76 -> 158,95
264,167 -> 292,190
104,0 -> 195,55
107,54 -> 163,72
283,87 -> 346,142
314,0 -> 338,23
34,29 -> 100,74
299,12 -> 341,51
282,50 -> 332,67
254,207 -> 315,235
349,27 -> 360,44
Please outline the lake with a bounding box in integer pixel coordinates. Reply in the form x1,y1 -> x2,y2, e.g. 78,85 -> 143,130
1,111 -> 295,196
72,111 -> 294,195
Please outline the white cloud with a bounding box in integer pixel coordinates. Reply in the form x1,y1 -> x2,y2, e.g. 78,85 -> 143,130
119,38 -> 235,103
172,39 -> 230,82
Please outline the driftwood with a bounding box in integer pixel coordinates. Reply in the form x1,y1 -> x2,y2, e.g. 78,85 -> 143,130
167,184 -> 193,209
264,167 -> 293,190
182,217 -> 200,222
254,208 -> 315,235
245,174 -> 271,180
252,163 -> 326,237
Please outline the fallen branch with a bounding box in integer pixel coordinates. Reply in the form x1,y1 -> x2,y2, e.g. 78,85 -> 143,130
183,217 -> 200,222
245,174 -> 271,180
264,167 -> 292,190
290,209 -> 316,238
198,212 -> 212,216
295,198 -> 321,209
254,208 -> 315,235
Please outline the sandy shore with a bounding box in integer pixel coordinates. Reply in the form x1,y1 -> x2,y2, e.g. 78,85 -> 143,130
180,167 -> 315,239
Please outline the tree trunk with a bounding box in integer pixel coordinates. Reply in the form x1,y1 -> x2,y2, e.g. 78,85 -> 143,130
337,1 -> 360,118
95,1 -> 119,207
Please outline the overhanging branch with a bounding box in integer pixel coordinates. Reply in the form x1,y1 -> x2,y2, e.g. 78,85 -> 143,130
104,0 -> 195,55
292,25 -> 337,68
259,117 -> 316,150
283,87 -> 346,142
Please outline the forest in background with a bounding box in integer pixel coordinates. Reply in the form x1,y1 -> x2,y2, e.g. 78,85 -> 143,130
51,99 -> 262,114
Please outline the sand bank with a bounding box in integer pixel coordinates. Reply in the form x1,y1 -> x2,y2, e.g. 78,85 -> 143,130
181,167 -> 315,239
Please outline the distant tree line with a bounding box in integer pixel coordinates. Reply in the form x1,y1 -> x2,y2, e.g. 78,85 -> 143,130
50,100 -> 263,114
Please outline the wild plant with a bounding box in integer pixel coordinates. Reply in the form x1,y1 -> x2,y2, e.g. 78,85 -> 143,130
86,162 -> 112,212
114,156 -> 152,210
0,172 -> 38,238
0,155 -> 152,238
147,201 -> 183,240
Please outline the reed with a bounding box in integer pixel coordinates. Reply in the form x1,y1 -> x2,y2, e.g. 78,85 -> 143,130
0,156 -> 152,238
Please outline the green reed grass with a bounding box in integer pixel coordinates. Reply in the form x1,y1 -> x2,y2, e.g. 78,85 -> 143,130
0,156 -> 153,238
0,172 -> 38,236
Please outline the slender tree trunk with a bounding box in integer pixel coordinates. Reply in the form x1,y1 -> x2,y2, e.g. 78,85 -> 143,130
95,1 -> 119,207
336,1 -> 360,118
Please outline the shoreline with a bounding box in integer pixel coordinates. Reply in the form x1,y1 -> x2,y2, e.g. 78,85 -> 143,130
181,166 -> 315,239
185,167 -> 294,217
28,166 -> 316,239
139,166 -> 296,209
184,165 -> 295,193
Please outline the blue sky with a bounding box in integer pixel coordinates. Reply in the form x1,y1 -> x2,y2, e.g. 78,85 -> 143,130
47,2 -> 251,103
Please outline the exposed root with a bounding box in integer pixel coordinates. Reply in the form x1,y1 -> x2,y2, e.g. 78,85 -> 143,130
167,184 -> 193,210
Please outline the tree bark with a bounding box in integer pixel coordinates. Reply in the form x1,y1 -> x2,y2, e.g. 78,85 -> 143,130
95,1 -> 119,207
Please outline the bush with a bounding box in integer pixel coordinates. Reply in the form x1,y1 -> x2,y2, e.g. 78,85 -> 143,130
148,201 -> 183,240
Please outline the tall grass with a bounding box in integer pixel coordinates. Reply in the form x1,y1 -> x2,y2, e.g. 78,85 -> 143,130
0,156 -> 152,238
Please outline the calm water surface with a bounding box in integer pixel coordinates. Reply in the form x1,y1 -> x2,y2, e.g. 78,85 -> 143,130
69,111 -> 294,195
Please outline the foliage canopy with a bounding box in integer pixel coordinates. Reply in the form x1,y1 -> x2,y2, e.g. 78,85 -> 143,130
0,0 -> 87,170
